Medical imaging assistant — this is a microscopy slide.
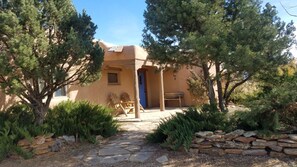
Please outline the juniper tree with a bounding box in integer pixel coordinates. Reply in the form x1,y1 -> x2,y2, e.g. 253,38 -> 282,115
143,0 -> 295,111
0,0 -> 104,124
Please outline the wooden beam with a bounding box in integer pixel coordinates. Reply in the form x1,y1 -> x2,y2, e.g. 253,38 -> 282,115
159,69 -> 165,111
134,67 -> 140,118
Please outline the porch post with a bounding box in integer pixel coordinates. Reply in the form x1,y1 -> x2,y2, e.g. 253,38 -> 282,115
159,69 -> 165,111
134,66 -> 140,118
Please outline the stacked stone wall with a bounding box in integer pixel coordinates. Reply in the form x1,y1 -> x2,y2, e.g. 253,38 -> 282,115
190,130 -> 297,158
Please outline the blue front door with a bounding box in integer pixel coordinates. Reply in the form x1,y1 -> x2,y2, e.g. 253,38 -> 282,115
138,71 -> 147,108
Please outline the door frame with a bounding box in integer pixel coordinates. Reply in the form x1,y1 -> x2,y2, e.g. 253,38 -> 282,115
138,69 -> 148,108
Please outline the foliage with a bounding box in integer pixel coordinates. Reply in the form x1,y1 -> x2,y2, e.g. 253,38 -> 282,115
230,109 -> 280,132
147,107 -> 232,150
186,70 -> 208,105
46,101 -> 118,143
0,121 -> 34,161
229,81 -> 260,105
0,105 -> 37,162
0,0 -> 104,124
143,0 -> 295,111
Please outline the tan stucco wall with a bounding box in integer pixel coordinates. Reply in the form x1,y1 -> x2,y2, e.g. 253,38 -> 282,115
67,67 -> 135,106
163,67 -> 201,107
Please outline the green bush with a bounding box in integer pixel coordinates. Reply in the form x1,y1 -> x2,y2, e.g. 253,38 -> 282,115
147,107 -> 232,150
230,109 -> 280,132
46,101 -> 118,143
0,121 -> 33,161
0,104 -> 47,161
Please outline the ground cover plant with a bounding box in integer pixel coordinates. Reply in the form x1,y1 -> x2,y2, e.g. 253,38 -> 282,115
147,106 -> 232,150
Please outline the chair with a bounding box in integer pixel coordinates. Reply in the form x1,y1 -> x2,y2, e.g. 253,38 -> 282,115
120,92 -> 145,112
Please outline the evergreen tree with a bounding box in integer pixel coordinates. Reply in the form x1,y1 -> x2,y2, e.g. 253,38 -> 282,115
143,0 -> 295,111
0,0 -> 104,124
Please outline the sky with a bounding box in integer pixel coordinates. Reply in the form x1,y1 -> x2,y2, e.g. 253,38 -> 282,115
72,0 -> 297,48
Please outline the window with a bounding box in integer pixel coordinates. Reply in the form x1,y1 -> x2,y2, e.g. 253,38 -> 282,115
55,86 -> 67,97
108,72 -> 120,85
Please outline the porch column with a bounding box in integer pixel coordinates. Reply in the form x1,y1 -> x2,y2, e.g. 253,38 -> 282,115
159,69 -> 165,111
134,66 -> 140,118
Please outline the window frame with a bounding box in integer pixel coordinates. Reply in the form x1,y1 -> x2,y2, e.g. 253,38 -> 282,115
54,86 -> 67,97
107,71 -> 120,85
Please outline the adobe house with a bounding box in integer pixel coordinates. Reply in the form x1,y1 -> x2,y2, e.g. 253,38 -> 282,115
0,41 -> 203,118
52,41 -> 201,117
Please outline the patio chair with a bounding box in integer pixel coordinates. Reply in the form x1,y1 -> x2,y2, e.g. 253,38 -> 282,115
120,92 -> 145,112
107,92 -> 129,116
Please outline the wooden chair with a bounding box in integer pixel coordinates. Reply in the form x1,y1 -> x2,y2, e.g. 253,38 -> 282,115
120,92 -> 145,113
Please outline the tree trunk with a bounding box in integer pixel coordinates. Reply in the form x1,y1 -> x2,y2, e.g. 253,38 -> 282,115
32,102 -> 49,125
215,61 -> 226,112
202,63 -> 216,106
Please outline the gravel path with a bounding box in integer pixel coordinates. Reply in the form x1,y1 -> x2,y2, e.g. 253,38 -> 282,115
0,108 -> 296,167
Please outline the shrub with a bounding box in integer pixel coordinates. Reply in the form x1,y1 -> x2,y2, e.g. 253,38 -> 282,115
0,121 -> 33,161
230,109 -> 280,132
46,101 -> 118,143
0,104 -> 48,161
147,107 -> 232,150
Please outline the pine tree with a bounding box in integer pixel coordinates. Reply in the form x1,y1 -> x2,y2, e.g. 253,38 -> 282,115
143,0 -> 295,111
0,0 -> 104,124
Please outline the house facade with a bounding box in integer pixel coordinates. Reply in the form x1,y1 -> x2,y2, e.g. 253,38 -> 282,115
0,41 -> 203,118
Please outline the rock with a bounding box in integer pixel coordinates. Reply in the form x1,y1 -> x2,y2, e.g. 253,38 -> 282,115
33,141 -> 54,150
259,134 -> 288,140
225,149 -> 243,154
45,138 -> 53,142
199,148 -> 225,156
214,130 -> 225,135
278,142 -> 297,148
278,139 -> 297,144
125,145 -> 141,152
194,138 -> 204,144
156,155 -> 169,165
99,154 -> 130,164
255,139 -> 267,142
62,135 -> 75,143
96,135 -> 104,141
268,145 -> 283,152
225,129 -> 245,140
191,144 -> 212,149
34,148 -> 50,155
17,139 -> 31,147
130,152 -> 154,163
283,148 -> 297,156
251,146 -> 266,149
50,139 -> 63,152
234,137 -> 256,143
206,135 -> 224,142
195,131 -> 213,138
213,141 -> 250,149
288,134 -> 297,141
270,151 -> 286,158
33,136 -> 45,145
242,149 -> 267,156
243,131 -> 257,137
98,147 -> 130,156
252,141 -> 277,147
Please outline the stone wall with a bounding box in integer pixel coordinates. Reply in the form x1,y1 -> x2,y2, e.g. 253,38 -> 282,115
190,130 -> 297,158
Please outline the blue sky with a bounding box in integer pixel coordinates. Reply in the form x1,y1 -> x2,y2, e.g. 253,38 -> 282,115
72,0 -> 297,46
